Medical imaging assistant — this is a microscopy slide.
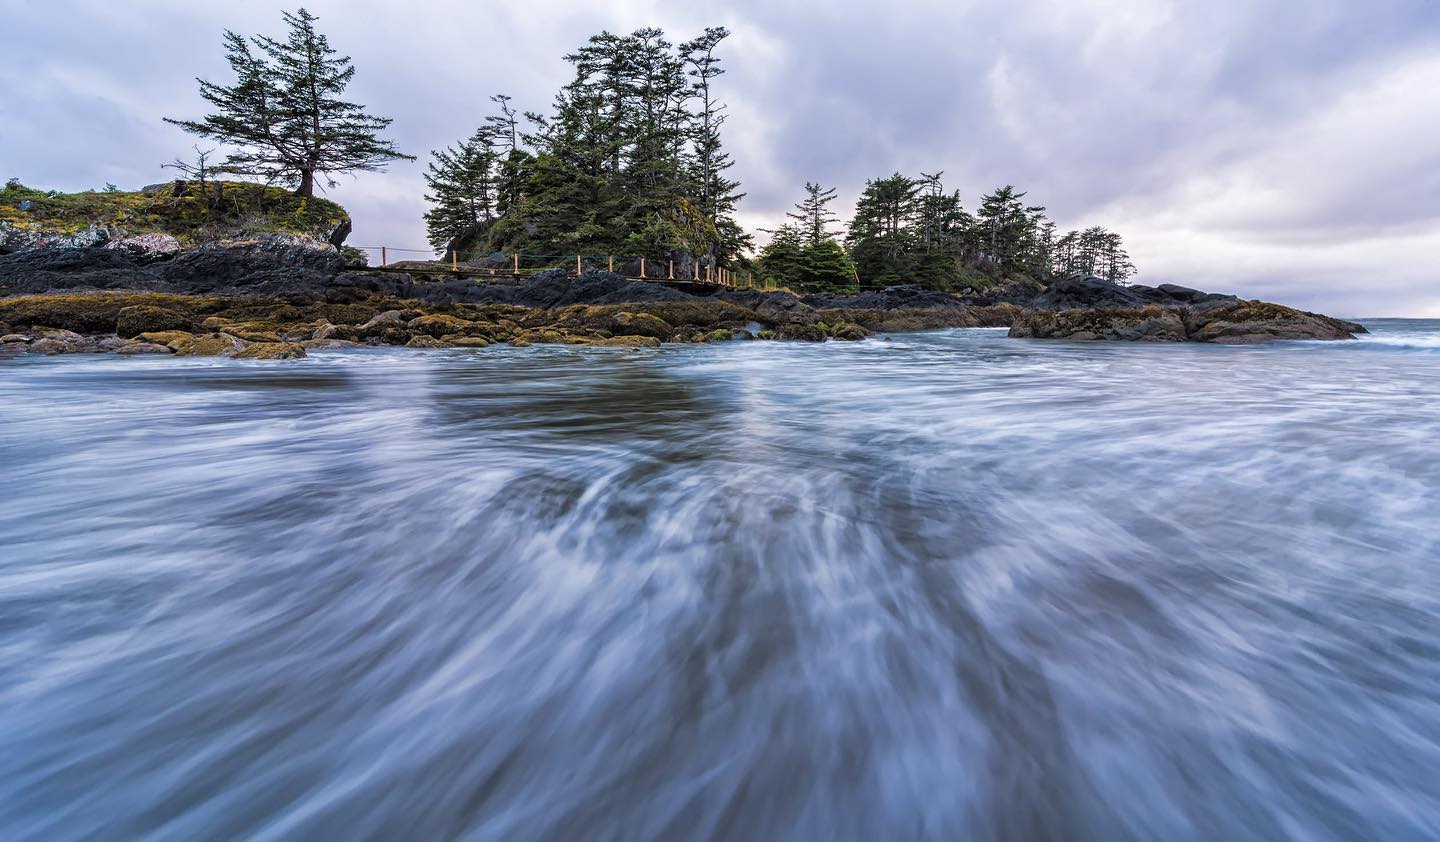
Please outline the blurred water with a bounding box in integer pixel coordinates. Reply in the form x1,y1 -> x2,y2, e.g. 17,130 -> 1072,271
2,321 -> 1439,840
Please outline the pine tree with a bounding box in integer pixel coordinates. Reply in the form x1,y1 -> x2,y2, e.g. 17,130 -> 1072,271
423,127 -> 499,253
757,224 -> 806,288
802,239 -> 858,292
166,8 -> 413,197
787,182 -> 841,244
846,173 -> 920,284
486,94 -> 528,213
682,27 -> 750,265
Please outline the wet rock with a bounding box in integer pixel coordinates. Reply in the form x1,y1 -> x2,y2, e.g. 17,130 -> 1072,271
405,335 -> 449,348
1185,301 -> 1362,343
0,333 -> 30,343
1031,276 -> 1239,311
445,336 -> 492,348
300,338 -> 363,350
311,322 -> 352,341
611,311 -> 672,339
775,322 -> 829,342
27,328 -> 98,354
135,330 -> 195,349
174,332 -> 249,357
116,340 -> 174,355
360,310 -> 405,329
158,235 -> 347,291
1009,307 -> 1189,341
408,313 -> 478,337
219,323 -> 285,343
581,335 -> 662,348
235,341 -> 307,359
831,323 -> 869,341
116,305 -> 194,338
809,284 -> 968,312
105,233 -> 182,264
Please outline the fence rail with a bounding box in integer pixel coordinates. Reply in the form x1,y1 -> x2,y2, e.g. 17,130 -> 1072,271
346,246 -> 774,289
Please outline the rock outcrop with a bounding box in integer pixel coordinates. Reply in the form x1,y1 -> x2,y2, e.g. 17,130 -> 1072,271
0,182 -> 1366,357
1009,277 -> 1365,343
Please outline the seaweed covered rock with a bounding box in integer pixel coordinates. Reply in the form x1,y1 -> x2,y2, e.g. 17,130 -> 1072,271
1010,298 -> 1362,343
1184,301 -> 1364,344
174,332 -> 249,357
1009,307 -> 1189,341
611,311 -> 672,339
235,342 -> 307,359
116,305 -> 194,338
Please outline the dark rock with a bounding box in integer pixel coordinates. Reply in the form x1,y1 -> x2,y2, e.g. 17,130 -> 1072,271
117,340 -> 174,355
807,284 -> 967,312
158,236 -> 347,291
235,341 -> 308,359
116,305 -> 194,337
1184,301 -> 1362,343
1010,298 -> 1360,343
105,234 -> 182,264
1009,307 -> 1189,341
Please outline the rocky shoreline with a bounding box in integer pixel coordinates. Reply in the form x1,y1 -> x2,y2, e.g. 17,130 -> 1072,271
0,234 -> 1365,359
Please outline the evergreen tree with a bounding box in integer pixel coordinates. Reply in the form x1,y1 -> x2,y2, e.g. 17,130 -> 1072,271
786,182 -> 841,244
846,173 -> 920,284
486,94 -> 528,212
682,27 -> 750,265
472,25 -> 746,266
758,224 -> 855,292
801,239 -> 858,292
757,224 -> 806,288
423,127 -> 499,252
844,171 -> 975,289
1051,226 -> 1136,281
166,8 -> 412,197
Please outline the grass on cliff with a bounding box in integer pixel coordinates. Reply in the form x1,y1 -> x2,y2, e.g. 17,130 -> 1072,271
0,180 -> 349,244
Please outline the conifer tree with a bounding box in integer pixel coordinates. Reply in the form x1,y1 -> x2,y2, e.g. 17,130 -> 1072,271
683,27 -> 750,265
423,127 -> 499,252
757,224 -> 807,288
166,8 -> 412,197
787,182 -> 841,244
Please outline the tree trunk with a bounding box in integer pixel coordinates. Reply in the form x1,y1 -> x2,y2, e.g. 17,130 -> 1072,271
297,169 -> 315,197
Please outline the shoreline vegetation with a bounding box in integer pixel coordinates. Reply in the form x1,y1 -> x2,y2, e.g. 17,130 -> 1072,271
1,8 -> 1367,359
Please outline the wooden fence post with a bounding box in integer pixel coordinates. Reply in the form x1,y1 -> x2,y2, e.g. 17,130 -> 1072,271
608,256 -> 614,272
451,251 -> 458,271
706,265 -> 712,283
669,259 -> 674,279
640,257 -> 645,279
577,255 -> 582,276
513,253 -> 520,274
381,246 -> 387,267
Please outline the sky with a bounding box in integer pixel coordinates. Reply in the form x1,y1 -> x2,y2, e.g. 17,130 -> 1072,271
2,0 -> 1438,316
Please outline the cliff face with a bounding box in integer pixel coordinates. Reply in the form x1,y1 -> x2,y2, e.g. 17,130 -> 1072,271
0,180 -> 356,296
0,179 -> 351,252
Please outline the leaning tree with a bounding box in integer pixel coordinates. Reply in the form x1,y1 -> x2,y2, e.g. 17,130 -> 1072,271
166,8 -> 412,197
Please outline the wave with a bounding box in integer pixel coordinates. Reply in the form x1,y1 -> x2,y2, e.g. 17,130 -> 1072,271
1353,334 -> 1440,350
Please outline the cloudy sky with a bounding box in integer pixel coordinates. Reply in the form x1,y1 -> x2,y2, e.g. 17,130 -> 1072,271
3,0 -> 1438,315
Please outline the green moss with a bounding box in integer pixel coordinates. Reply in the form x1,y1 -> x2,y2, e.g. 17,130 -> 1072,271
0,180 -> 348,245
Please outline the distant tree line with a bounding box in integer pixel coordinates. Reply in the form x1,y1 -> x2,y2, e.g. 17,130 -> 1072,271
165,9 -> 1138,292
758,176 -> 1136,293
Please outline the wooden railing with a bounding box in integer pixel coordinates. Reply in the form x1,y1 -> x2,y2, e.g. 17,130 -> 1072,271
346,246 -> 769,288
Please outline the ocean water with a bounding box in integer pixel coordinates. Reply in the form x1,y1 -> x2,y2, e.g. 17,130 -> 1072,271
1,320 -> 1438,840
